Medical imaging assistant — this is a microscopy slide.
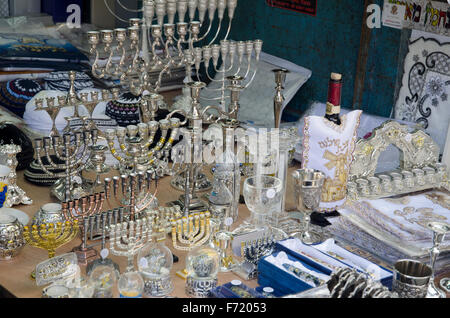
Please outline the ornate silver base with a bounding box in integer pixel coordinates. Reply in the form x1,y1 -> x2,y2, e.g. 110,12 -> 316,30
51,176 -> 94,202
232,261 -> 258,281
72,246 -> 98,266
168,195 -> 209,214
4,184 -> 32,208
185,276 -> 217,298
142,275 -> 174,297
171,171 -> 212,193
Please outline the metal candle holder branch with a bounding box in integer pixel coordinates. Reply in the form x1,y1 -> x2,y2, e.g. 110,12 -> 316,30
170,211 -> 211,252
104,171 -> 158,222
34,129 -> 99,202
34,71 -> 118,137
61,192 -> 105,265
23,221 -> 79,278
0,144 -> 32,207
109,215 -> 155,272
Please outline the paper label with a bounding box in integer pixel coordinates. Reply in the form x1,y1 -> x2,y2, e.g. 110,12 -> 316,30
100,249 -> 109,259
224,217 -> 233,226
139,257 -> 148,268
382,2 -> 406,29
266,189 -> 276,199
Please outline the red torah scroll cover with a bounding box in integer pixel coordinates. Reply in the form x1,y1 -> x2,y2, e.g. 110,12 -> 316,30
266,0 -> 317,16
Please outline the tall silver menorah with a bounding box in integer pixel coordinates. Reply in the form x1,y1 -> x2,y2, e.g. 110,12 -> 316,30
34,129 -> 99,202
87,0 -> 239,96
109,215 -> 155,272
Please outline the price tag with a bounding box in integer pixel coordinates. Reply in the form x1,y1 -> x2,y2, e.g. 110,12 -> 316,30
224,217 -> 233,227
266,189 -> 276,199
139,257 -> 149,268
100,249 -> 109,259
263,287 -> 274,293
382,1 -> 406,30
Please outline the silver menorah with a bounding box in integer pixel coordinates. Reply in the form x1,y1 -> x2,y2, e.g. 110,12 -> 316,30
104,171 -> 158,222
233,236 -> 275,280
34,71 -> 118,137
104,114 -> 182,176
88,0 -> 240,96
34,129 -> 99,202
109,215 -> 155,272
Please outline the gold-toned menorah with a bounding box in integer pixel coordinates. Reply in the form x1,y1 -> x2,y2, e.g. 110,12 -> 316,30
170,211 -> 211,252
23,221 -> 79,279
61,192 -> 106,265
109,215 -> 155,272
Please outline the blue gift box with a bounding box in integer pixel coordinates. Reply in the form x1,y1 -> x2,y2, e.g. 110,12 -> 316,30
209,282 -> 264,298
275,238 -> 393,288
257,251 -> 330,296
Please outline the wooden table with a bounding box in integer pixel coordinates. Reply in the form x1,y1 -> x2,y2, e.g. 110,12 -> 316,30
0,163 -> 300,298
0,86 -> 300,298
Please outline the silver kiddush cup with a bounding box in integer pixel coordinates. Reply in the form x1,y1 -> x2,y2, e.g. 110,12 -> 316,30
392,259 -> 432,298
292,169 -> 325,245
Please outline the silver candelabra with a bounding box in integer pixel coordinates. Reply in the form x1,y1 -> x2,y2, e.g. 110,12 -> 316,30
34,129 -> 99,202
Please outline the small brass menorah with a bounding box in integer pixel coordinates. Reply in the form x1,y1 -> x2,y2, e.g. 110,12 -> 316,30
61,192 -> 105,265
170,211 -> 211,252
23,221 -> 79,279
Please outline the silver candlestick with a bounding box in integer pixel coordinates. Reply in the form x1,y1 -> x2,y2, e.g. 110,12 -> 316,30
426,221 -> 450,298
0,144 -> 32,207
273,68 -> 289,129
104,171 -> 158,221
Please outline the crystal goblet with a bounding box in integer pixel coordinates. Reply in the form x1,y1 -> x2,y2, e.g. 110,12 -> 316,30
242,176 -> 283,231
292,169 -> 325,245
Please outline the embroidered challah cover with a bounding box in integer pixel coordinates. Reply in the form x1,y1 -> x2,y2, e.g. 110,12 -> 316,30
302,110 -> 362,211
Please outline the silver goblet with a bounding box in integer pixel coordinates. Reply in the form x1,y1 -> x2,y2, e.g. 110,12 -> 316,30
292,169 -> 325,245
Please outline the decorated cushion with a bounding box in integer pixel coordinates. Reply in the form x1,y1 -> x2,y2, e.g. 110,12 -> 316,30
302,110 -> 362,211
24,155 -> 65,187
394,37 -> 450,152
0,79 -> 42,117
105,92 -> 141,127
44,71 -> 94,92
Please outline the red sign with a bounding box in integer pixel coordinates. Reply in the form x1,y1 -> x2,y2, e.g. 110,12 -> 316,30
266,0 -> 317,16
